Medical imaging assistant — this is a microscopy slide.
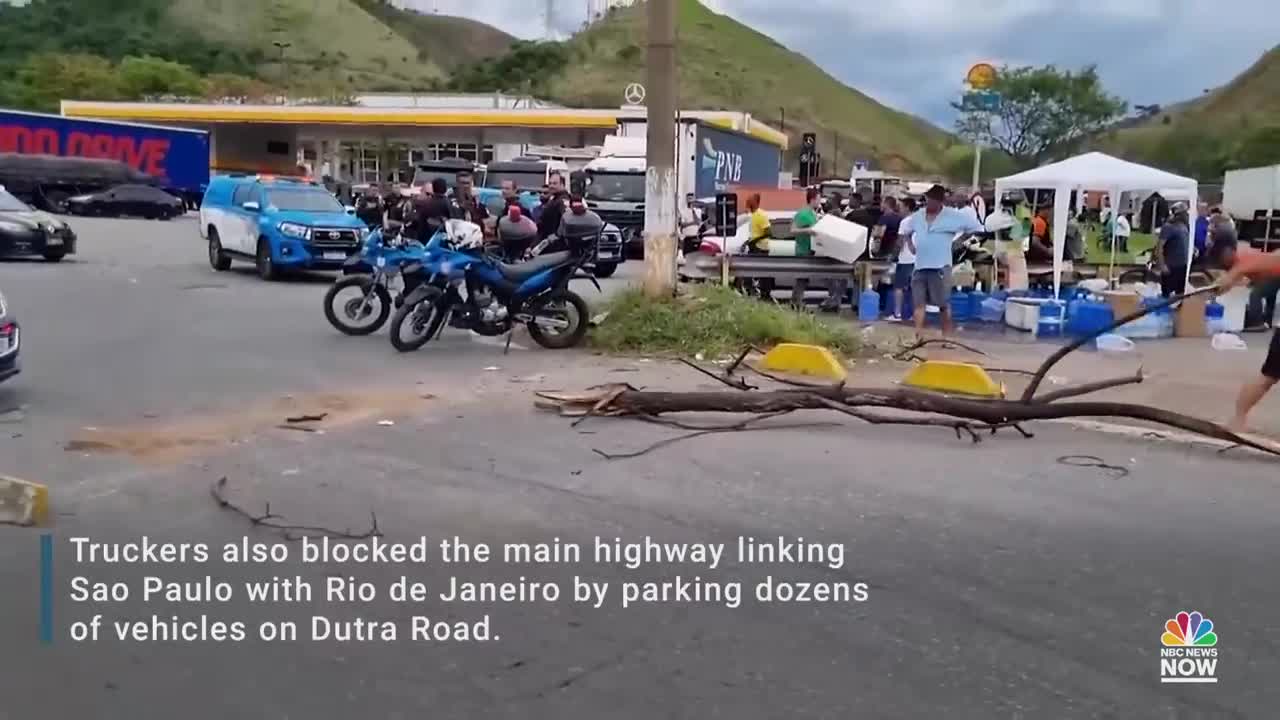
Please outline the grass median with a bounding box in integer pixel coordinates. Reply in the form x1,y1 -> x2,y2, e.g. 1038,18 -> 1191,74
590,285 -> 861,359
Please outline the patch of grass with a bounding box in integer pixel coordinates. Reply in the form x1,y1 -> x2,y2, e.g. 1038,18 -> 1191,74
1083,229 -> 1156,265
590,285 -> 861,359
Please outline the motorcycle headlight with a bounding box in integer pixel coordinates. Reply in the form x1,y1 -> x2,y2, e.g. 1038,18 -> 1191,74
278,222 -> 310,240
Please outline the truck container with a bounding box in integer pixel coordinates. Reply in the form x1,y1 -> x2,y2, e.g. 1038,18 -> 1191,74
1222,164 -> 1280,249
0,109 -> 210,210
584,121 -> 782,257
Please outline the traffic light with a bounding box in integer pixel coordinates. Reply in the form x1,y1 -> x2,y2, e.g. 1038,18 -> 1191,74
798,132 -> 821,186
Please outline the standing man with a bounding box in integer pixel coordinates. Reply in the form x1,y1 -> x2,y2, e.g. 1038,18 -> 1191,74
891,197 -> 917,322
1027,203 -> 1054,263
790,188 -> 822,309
873,196 -> 902,260
821,194 -> 877,313
536,172 -> 570,242
1218,249 -> 1280,432
904,184 -> 984,336
1194,201 -> 1211,261
1154,204 -> 1192,297
412,178 -> 452,241
678,193 -> 702,256
452,170 -> 490,228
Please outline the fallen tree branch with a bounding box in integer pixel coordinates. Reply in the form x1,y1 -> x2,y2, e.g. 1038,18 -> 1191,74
592,412 -> 838,460
1032,371 -> 1145,404
210,477 -> 382,541
678,357 -> 754,391
808,395 -> 1029,443
537,385 -> 1280,458
1020,286 -> 1217,402
893,337 -> 989,361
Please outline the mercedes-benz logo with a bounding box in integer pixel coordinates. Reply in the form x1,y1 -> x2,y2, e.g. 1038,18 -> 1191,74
623,83 -> 646,105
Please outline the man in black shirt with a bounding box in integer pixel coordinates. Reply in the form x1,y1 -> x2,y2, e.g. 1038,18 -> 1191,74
451,170 -> 490,227
537,171 -> 570,241
413,178 -> 452,241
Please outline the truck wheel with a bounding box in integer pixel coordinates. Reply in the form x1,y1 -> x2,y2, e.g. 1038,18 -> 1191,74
592,262 -> 618,278
208,229 -> 232,271
256,238 -> 278,281
43,250 -> 66,262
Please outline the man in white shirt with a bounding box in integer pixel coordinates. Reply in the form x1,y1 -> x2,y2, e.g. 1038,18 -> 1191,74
891,197 -> 918,321
1113,211 -> 1131,254
678,193 -> 702,257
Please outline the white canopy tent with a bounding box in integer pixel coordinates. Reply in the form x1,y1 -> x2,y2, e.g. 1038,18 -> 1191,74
994,152 -> 1199,296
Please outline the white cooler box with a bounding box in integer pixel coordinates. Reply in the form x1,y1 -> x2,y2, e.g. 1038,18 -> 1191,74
811,215 -> 868,264
1005,297 -> 1058,332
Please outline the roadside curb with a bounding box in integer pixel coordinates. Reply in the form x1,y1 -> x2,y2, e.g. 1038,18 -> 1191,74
0,475 -> 49,526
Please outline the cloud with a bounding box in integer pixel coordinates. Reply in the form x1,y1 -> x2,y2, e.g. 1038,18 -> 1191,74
395,0 -> 1279,127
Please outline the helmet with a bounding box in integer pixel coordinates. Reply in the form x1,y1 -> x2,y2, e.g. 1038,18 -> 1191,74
445,219 -> 484,250
984,210 -> 1015,233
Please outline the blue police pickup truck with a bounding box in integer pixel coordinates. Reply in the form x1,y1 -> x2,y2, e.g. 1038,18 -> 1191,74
200,175 -> 367,281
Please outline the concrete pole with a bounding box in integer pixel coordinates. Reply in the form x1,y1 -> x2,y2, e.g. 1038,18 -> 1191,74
642,0 -> 678,298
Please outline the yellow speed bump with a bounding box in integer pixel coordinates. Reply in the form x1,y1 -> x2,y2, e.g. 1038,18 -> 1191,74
0,475 -> 50,526
759,343 -> 848,381
902,361 -> 1004,398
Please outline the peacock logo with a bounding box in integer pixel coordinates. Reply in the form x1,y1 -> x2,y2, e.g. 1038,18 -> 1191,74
1162,611 -> 1217,647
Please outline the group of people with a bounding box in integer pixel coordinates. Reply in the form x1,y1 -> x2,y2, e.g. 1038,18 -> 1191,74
740,183 -> 979,335
352,170 -> 602,262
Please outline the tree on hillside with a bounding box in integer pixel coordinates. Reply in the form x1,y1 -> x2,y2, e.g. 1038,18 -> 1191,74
119,56 -> 206,99
954,64 -> 1127,167
10,53 -> 124,111
1234,125 -> 1280,168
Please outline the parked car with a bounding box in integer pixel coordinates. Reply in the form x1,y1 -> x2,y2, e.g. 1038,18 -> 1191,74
693,210 -> 798,257
0,287 -> 18,384
0,184 -> 77,262
200,175 -> 368,281
67,184 -> 185,219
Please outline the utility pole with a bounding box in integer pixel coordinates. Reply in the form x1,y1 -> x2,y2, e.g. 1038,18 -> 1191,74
642,0 -> 677,297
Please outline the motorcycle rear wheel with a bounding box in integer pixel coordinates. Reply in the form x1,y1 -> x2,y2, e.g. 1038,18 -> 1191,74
324,275 -> 392,336
389,289 -> 448,353
526,289 -> 589,349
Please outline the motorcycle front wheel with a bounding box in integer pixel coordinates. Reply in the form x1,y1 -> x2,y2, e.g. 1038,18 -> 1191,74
526,289 -> 590,349
324,275 -> 392,336
389,288 -> 448,353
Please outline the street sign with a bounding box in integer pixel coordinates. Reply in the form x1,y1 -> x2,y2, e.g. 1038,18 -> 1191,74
965,62 -> 997,90
714,193 -> 738,237
623,83 -> 646,105
962,91 -> 1002,113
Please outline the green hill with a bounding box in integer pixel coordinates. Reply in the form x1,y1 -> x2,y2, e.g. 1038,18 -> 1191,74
544,0 -> 952,175
166,0 -> 445,92
1101,44 -> 1280,179
350,0 -> 515,71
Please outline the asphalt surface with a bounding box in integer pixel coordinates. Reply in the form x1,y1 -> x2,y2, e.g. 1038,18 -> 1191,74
1,215 -> 1278,719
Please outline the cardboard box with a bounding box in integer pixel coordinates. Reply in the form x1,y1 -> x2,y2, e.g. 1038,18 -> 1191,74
810,214 -> 868,264
1175,293 -> 1208,338
1102,291 -> 1141,321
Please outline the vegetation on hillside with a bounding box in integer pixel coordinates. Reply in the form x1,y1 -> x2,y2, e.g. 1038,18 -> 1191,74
351,0 -> 515,70
1099,45 -> 1280,180
449,0 -> 954,176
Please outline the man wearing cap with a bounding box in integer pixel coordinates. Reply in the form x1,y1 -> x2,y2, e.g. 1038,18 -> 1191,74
904,184 -> 984,335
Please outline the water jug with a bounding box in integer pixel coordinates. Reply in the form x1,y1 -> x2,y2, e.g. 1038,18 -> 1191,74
858,288 -> 880,322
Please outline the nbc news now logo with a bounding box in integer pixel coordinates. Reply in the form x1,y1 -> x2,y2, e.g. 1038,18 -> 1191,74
1160,610 -> 1218,684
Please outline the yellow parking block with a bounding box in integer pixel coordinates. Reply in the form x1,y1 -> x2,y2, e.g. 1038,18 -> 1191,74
759,343 -> 848,381
902,361 -> 1004,398
0,475 -> 49,526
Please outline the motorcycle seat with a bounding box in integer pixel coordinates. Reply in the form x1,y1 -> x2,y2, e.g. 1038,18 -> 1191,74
497,251 -> 573,281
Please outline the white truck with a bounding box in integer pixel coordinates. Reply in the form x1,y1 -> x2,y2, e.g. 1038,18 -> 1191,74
583,124 -> 782,256
1222,164 -> 1280,249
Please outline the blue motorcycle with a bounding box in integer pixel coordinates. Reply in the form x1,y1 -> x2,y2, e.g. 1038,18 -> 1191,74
323,222 -> 435,335
388,220 -> 601,352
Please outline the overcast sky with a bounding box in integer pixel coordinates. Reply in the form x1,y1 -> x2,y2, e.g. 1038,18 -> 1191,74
403,0 -> 1279,128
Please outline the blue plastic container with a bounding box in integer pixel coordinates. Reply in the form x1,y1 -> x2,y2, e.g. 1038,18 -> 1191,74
969,290 -> 989,320
979,296 -> 1006,323
949,291 -> 973,322
1205,301 -> 1224,321
858,288 -> 881,322
1066,300 -> 1115,336
1142,296 -> 1172,315
1037,300 -> 1065,337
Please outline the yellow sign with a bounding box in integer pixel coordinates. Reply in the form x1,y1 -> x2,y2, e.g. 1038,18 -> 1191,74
966,63 -> 998,90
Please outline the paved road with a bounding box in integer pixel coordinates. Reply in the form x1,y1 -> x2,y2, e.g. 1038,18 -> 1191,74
1,216 -> 1277,719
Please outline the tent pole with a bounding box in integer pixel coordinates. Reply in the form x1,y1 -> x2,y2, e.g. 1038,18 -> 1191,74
1108,189 -> 1119,288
